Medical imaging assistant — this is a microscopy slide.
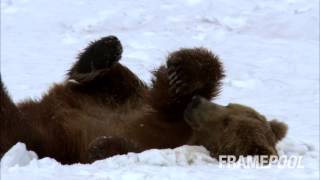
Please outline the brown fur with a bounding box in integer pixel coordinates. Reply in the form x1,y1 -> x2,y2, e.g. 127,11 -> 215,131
184,96 -> 288,159
149,48 -> 224,114
0,36 -> 224,164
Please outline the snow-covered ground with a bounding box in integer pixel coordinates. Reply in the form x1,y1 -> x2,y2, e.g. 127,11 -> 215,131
0,0 -> 319,179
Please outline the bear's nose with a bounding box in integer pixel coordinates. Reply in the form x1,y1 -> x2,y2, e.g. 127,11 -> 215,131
190,95 -> 203,108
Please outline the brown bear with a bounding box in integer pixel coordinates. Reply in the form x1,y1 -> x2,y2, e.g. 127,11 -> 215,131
184,96 -> 288,159
0,35 -> 224,164
0,35 -> 287,164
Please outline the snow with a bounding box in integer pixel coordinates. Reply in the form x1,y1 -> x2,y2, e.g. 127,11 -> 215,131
0,0 -> 319,179
0,141 -> 318,180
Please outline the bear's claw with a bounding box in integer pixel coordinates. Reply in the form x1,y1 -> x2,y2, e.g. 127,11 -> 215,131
167,62 -> 191,97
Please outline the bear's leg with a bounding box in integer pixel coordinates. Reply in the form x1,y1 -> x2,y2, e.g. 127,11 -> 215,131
68,36 -> 122,83
87,136 -> 136,163
149,48 -> 224,114
0,79 -> 43,157
0,79 -> 22,157
67,36 -> 146,102
68,35 -> 123,79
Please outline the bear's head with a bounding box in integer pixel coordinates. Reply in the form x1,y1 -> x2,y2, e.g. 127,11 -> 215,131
184,96 -> 288,159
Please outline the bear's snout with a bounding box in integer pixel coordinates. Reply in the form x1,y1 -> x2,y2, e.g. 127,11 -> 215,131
185,96 -> 204,118
189,96 -> 203,108
184,96 -> 208,127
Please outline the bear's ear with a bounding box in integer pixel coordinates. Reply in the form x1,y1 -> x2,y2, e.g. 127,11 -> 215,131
270,119 -> 288,141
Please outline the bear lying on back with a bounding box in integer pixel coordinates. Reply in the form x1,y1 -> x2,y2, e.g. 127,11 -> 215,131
0,36 -> 287,164
0,36 -> 224,163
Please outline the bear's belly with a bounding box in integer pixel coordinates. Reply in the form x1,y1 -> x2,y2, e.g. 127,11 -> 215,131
63,101 -> 147,156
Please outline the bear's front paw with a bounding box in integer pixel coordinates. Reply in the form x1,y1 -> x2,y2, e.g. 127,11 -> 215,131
87,136 -> 135,162
166,48 -> 224,99
167,59 -> 198,98
81,35 -> 123,72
